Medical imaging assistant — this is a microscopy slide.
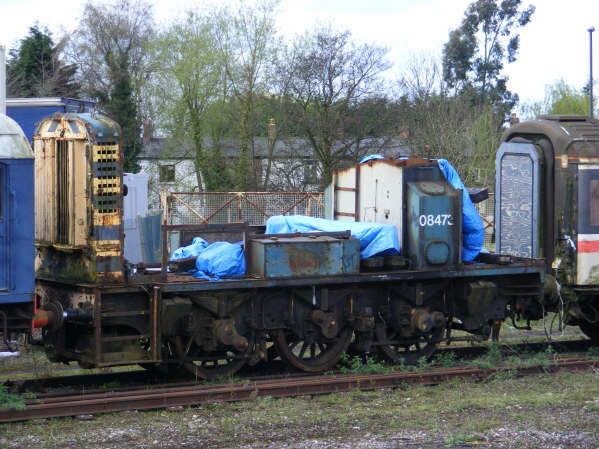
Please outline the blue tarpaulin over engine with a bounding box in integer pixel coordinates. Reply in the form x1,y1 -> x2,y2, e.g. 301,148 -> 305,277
437,159 -> 484,262
265,215 -> 400,259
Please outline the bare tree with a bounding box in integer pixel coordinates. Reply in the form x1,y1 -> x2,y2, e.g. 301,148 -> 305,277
69,0 -> 155,171
280,27 -> 390,187
396,56 -> 500,187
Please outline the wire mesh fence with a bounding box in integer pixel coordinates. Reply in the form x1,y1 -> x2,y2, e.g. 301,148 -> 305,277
166,192 -> 325,225
165,190 -> 496,248
475,193 -> 495,249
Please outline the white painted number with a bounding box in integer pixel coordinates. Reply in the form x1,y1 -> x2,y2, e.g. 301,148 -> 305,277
418,214 -> 454,226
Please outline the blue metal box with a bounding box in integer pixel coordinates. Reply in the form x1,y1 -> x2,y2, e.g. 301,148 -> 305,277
248,236 -> 360,279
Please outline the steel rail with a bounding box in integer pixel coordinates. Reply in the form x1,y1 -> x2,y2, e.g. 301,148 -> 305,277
1,357 -> 597,423
3,338 -> 593,396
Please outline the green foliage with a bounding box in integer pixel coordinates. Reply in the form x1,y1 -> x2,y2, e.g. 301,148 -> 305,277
0,385 -> 26,411
444,432 -> 480,447
521,80 -> 589,119
442,0 -> 535,116
434,351 -> 458,368
339,353 -> 390,374
586,346 -> 599,359
103,73 -> 142,172
471,341 -> 503,368
7,25 -> 79,97
152,11 -> 231,190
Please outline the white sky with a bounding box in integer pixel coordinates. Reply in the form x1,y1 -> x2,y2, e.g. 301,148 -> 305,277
1,0 -> 598,105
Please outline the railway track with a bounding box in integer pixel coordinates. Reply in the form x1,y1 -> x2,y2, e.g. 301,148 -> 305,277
1,356 -> 598,423
2,338 -> 595,396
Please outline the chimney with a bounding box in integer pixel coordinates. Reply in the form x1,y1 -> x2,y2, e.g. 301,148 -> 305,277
142,121 -> 154,144
0,45 -> 6,115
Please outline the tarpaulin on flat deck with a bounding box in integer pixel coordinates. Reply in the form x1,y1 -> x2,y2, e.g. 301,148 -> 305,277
265,215 -> 400,259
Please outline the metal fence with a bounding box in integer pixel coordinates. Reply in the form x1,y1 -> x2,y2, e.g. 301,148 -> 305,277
475,193 -> 495,249
165,192 -> 325,225
163,190 -> 496,247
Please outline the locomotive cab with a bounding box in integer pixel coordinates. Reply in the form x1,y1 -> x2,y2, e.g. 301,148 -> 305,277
33,113 -> 124,284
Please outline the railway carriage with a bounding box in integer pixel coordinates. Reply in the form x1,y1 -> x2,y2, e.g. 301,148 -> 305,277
497,114 -> 599,340
0,114 -> 34,349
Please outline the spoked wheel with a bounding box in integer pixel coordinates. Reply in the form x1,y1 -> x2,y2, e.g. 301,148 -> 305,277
183,350 -> 247,380
175,337 -> 252,380
273,327 -> 353,373
375,323 -> 444,365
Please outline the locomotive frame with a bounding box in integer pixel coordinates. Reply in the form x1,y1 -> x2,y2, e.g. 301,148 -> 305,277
38,219 -> 545,378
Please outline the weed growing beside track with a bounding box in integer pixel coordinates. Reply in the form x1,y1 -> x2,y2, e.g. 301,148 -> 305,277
0,369 -> 598,449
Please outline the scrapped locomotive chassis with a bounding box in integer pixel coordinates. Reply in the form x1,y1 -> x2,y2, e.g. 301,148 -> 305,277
36,220 -> 545,379
31,112 -> 549,380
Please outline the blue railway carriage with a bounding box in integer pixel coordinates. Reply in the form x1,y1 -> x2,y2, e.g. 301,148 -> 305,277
0,114 -> 34,346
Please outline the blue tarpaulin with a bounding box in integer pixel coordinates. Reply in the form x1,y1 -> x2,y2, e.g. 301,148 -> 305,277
170,238 -> 245,280
359,154 -> 384,163
265,215 -> 400,259
194,241 -> 246,280
170,237 -> 208,260
437,159 -> 484,262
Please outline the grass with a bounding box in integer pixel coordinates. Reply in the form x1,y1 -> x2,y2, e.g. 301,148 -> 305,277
339,353 -> 391,374
434,351 -> 459,368
0,385 -> 25,411
1,370 -> 597,448
445,432 -> 482,447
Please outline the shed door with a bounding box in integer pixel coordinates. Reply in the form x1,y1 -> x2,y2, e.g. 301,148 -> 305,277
0,164 -> 8,291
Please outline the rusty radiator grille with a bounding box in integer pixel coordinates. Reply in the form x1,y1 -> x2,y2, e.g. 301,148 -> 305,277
56,140 -> 70,244
93,143 -> 120,214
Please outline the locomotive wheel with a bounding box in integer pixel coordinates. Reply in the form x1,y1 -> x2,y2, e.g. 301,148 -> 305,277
375,323 -> 444,365
175,336 -> 253,380
182,350 -> 248,380
579,321 -> 599,342
273,327 -> 352,373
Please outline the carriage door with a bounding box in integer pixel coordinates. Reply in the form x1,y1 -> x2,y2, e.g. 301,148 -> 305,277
576,165 -> 599,284
495,142 -> 543,258
0,163 -> 8,291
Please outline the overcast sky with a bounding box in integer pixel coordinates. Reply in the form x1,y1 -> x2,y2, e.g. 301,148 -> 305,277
1,0 -> 598,106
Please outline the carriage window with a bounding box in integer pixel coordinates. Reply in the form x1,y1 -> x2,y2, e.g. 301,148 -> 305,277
591,180 -> 599,226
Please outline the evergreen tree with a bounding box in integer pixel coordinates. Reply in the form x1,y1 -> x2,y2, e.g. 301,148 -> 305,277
7,25 -> 79,97
442,0 -> 535,117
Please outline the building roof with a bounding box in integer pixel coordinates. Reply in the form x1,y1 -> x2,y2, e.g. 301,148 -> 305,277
6,97 -> 95,109
0,113 -> 33,159
139,136 -> 409,161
